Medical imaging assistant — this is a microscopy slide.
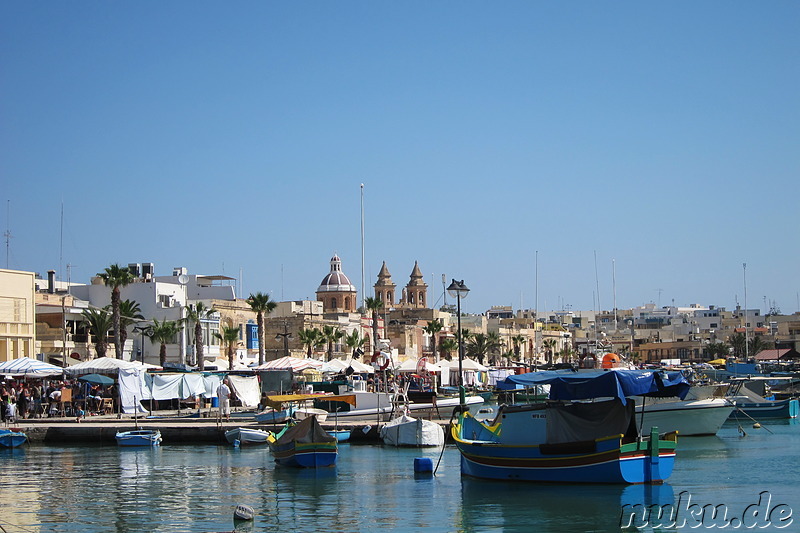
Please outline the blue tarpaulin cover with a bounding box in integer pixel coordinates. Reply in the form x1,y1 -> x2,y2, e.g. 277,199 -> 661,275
504,369 -> 690,404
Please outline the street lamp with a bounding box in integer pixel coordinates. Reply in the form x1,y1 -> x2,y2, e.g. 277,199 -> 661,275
275,320 -> 292,358
447,279 -> 470,410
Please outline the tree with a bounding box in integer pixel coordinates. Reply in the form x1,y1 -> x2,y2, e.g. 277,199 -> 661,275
706,342 -> 729,360
748,336 -> 766,359
487,332 -> 504,365
215,325 -> 241,371
104,299 -> 143,359
344,330 -> 365,360
542,338 -> 557,365
439,338 -> 458,361
146,318 -> 182,367
98,264 -> 135,359
81,308 -> 113,359
321,325 -> 344,361
364,297 -> 384,355
298,327 -> 322,357
466,333 -> 500,365
185,302 -> 216,371
728,332 -> 746,358
422,319 -> 444,361
511,334 -> 526,361
246,292 -> 277,366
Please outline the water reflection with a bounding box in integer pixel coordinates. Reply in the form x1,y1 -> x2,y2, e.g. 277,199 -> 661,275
459,478 -> 675,532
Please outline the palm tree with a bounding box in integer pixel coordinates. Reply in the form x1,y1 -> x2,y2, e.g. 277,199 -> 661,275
422,319 -> 444,361
81,308 -> 113,359
146,318 -> 182,367
98,264 -> 135,359
344,330 -> 365,360
466,333 -> 499,365
321,325 -> 344,361
246,292 -> 277,366
487,332 -> 504,365
542,338 -> 557,365
185,302 -> 216,371
215,325 -> 241,371
706,342 -> 729,360
364,297 -> 384,355
298,327 -> 322,357
728,332 -> 746,358
439,338 -> 458,361
104,299 -> 144,359
511,334 -> 526,361
748,336 -> 766,359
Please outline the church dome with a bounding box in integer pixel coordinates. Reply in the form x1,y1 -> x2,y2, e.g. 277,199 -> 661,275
317,254 -> 356,293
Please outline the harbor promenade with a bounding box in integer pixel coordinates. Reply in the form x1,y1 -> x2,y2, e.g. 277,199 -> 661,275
3,408 -> 457,445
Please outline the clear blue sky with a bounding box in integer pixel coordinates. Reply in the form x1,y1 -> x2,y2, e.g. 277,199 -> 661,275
2,2 -> 798,315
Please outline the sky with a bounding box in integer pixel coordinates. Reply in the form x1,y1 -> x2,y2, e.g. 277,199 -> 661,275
2,2 -> 798,316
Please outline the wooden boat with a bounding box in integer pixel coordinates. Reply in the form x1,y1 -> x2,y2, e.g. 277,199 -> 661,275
329,430 -> 351,442
254,405 -> 296,424
380,413 -> 444,447
225,427 -> 270,445
452,369 -> 688,484
0,428 -> 27,448
115,429 -> 162,446
267,415 -> 337,468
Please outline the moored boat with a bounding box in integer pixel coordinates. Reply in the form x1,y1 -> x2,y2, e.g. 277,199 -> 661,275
452,369 -> 689,484
637,397 -> 735,436
267,415 -> 337,468
225,427 -> 270,445
254,405 -> 296,424
380,413 -> 444,447
730,398 -> 799,419
115,429 -> 162,446
329,429 -> 351,442
0,428 -> 27,448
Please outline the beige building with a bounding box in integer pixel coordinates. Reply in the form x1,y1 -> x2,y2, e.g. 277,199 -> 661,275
0,268 -> 36,362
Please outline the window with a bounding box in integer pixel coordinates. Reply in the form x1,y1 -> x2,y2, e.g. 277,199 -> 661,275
331,297 -> 337,309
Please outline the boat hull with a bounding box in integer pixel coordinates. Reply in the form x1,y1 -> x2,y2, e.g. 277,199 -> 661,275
731,398 -> 799,419
455,432 -> 676,484
254,406 -> 296,424
380,414 -> 445,447
115,430 -> 162,446
0,429 -> 27,448
225,427 -> 270,445
267,416 -> 338,468
329,430 -> 351,442
638,398 -> 735,436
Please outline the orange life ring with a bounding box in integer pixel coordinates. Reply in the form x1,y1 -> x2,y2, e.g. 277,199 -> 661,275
371,352 -> 390,371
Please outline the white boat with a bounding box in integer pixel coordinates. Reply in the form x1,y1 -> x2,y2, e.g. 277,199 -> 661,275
225,427 -> 270,445
254,405 -> 296,424
325,390 -> 484,418
115,429 -> 162,446
636,397 -> 735,436
380,413 -> 445,447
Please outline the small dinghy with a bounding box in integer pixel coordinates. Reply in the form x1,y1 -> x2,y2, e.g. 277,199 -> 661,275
225,427 -> 270,445
115,429 -> 162,446
0,428 -> 28,448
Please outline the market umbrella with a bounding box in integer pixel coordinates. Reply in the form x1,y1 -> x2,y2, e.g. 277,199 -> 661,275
0,356 -> 64,377
78,373 -> 115,385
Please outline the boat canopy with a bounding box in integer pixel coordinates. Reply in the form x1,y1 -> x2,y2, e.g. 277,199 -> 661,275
264,393 -> 357,410
505,369 -> 690,404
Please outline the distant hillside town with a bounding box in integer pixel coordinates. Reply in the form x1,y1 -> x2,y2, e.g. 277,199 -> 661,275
1,256 -> 798,369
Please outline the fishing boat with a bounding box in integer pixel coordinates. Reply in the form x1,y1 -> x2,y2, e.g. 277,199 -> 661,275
636,397 -> 735,436
115,429 -> 162,446
0,428 -> 27,448
329,430 -> 351,442
452,369 -> 689,484
254,405 -> 296,424
726,377 -> 800,419
380,413 -> 444,447
267,415 -> 337,468
225,427 -> 270,445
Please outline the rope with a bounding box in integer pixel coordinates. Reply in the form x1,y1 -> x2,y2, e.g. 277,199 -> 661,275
433,409 -> 458,476
733,407 -> 774,435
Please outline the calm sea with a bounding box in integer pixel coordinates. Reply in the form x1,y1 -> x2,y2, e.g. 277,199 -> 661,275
1,419 -> 799,533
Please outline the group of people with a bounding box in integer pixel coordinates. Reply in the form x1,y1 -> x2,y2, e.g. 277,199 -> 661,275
1,379 -> 114,423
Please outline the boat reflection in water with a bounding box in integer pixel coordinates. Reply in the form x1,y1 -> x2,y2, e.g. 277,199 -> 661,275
460,478 -> 675,532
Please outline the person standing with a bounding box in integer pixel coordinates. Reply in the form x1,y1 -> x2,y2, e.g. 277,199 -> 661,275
217,378 -> 231,422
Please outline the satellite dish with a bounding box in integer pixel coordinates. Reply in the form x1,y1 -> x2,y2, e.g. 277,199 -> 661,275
178,274 -> 189,285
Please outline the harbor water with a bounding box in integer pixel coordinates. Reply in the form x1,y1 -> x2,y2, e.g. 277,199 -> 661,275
1,419 -> 799,532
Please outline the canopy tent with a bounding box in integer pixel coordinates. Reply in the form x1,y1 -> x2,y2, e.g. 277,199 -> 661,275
0,356 -> 64,377
78,373 -> 115,385
395,358 -> 443,373
228,375 -> 260,407
505,369 -> 691,405
66,356 -> 160,375
320,358 -> 375,374
254,356 -> 323,372
441,358 -> 489,372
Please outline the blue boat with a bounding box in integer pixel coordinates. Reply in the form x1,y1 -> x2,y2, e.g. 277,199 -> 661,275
452,369 -> 688,484
329,429 -> 351,442
115,429 -> 162,446
0,429 -> 27,448
731,398 -> 799,419
268,415 -> 337,468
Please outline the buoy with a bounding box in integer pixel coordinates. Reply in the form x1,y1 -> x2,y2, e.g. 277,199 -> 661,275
233,439 -> 241,448
234,504 -> 255,521
414,457 -> 433,474
753,422 -> 761,429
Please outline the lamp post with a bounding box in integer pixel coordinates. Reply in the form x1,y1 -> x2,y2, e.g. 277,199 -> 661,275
275,320 -> 292,358
447,279 -> 470,410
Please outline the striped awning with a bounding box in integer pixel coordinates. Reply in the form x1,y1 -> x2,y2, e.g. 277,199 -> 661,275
0,357 -> 64,377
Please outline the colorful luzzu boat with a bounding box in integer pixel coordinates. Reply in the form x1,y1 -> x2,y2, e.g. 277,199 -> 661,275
267,415 -> 337,468
452,369 -> 688,484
